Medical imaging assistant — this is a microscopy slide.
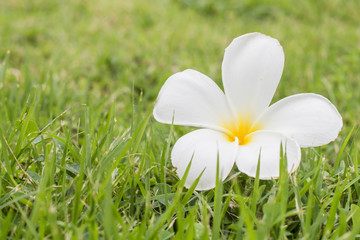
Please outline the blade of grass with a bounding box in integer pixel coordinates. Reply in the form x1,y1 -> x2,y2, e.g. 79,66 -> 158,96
212,151 -> 223,240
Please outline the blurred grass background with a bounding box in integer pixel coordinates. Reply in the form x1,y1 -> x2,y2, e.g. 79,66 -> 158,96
1,0 -> 359,127
1,0 -> 360,238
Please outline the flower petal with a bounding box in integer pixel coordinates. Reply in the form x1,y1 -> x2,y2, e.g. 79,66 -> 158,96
236,131 -> 301,179
153,69 -> 235,132
222,33 -> 284,119
255,93 -> 342,147
171,129 -> 238,191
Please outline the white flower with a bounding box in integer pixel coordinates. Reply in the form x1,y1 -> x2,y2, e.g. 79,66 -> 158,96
153,33 -> 342,191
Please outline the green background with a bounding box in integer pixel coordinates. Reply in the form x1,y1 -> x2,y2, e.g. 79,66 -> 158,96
0,0 -> 359,238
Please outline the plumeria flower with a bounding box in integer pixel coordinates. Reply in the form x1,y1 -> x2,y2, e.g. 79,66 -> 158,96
153,33 -> 342,191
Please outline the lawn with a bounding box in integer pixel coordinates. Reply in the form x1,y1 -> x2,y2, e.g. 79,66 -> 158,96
0,0 -> 360,239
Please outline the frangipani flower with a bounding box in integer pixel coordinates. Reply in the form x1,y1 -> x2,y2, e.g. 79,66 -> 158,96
153,33 -> 342,191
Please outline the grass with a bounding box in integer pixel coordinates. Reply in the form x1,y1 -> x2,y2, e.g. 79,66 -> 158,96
0,0 -> 360,238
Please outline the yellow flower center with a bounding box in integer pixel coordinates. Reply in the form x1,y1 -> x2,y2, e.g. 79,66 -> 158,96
222,118 -> 261,145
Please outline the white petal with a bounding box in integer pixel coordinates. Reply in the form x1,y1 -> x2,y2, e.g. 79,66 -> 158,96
256,93 -> 343,147
171,129 -> 238,191
153,69 -> 235,132
222,33 -> 284,119
236,131 -> 301,179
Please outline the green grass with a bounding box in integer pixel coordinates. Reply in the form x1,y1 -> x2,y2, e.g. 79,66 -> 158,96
1,0 -> 360,238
